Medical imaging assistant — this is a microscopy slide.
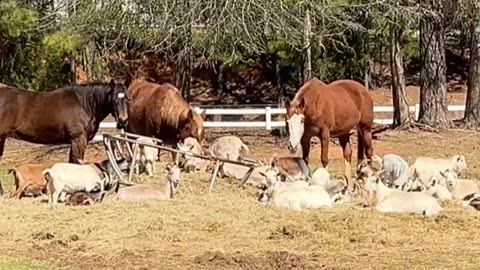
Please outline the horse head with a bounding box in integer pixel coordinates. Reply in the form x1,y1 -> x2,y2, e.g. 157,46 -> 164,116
178,109 -> 206,144
108,79 -> 129,129
284,97 -> 306,153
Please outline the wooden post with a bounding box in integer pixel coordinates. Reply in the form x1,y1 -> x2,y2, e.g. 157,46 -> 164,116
128,142 -> 140,183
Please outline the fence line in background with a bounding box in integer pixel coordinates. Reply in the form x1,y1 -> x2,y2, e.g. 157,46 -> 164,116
92,104 -> 466,142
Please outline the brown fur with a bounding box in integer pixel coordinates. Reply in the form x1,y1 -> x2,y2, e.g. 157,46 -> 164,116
66,191 -> 95,206
126,79 -> 206,160
9,162 -> 56,199
0,80 -> 128,163
271,156 -> 310,181
285,78 -> 374,185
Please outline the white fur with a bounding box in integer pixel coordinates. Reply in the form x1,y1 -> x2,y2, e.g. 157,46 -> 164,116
135,137 -> 159,176
43,163 -> 108,204
410,155 -> 467,186
365,171 -> 443,217
373,154 -> 411,190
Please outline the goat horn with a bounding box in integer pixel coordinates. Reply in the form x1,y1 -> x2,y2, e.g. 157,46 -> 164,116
334,173 -> 349,187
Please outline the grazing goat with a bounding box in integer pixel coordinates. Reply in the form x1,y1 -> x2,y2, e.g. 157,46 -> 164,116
134,137 -> 159,176
372,154 -> 411,190
115,163 -> 180,203
8,162 -> 56,199
207,136 -> 249,161
43,163 -> 110,205
365,170 -> 443,217
177,137 -> 211,172
451,179 -> 480,201
410,155 -> 467,186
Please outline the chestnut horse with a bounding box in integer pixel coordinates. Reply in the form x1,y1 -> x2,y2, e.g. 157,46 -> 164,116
126,79 -> 206,158
0,80 -> 129,164
284,78 -> 374,184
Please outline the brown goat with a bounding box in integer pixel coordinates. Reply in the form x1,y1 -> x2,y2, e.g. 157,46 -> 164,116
9,162 -> 56,199
270,155 -> 311,182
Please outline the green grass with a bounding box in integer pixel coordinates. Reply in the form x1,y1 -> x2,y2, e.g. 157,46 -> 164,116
0,257 -> 58,270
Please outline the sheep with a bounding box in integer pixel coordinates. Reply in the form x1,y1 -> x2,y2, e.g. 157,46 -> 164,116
177,137 -> 211,172
372,154 -> 411,190
410,155 -> 467,186
207,136 -> 249,161
364,170 -> 443,217
134,137 -> 159,176
451,179 -> 480,201
43,163 -> 110,205
8,162 -> 56,199
115,163 -> 181,203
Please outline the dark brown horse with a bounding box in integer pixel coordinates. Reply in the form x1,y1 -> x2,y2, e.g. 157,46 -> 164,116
126,79 -> 206,155
284,78 -> 374,184
0,80 -> 128,164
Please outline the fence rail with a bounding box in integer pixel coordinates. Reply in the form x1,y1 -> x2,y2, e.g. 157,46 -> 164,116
92,104 -> 466,142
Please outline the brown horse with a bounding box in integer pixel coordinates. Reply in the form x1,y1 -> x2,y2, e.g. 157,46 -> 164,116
284,78 -> 374,184
0,80 -> 128,164
126,79 -> 206,156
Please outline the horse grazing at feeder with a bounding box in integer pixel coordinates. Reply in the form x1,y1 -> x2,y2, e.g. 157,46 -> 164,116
126,79 -> 206,161
284,78 -> 374,186
0,80 -> 129,164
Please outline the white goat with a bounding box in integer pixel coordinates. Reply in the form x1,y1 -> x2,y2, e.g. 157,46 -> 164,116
310,168 -> 357,201
135,137 -> 159,176
410,155 -> 467,186
207,136 -> 249,161
116,163 -> 181,203
177,137 -> 210,172
372,154 -> 411,190
365,170 -> 443,217
451,179 -> 480,201
43,163 -> 109,205
258,166 -> 353,210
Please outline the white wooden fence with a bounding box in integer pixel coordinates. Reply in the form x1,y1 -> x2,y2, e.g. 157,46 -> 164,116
92,104 -> 466,142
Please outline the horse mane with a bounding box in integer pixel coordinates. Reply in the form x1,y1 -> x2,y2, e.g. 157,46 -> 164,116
291,78 -> 325,106
160,90 -> 191,128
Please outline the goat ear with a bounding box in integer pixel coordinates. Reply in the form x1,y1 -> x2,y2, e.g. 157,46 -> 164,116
189,145 -> 194,151
186,109 -> 194,119
439,170 -> 446,178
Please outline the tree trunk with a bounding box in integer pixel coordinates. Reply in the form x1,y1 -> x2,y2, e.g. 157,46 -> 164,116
390,22 -> 414,128
463,4 -> 480,128
302,9 -> 312,83
418,1 -> 452,128
175,0 -> 192,101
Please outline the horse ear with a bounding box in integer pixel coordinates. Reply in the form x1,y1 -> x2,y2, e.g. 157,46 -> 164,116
109,79 -> 115,90
186,109 -> 194,118
298,98 -> 305,112
200,109 -> 206,119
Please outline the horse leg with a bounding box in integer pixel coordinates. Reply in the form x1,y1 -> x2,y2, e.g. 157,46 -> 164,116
0,135 -> 6,163
362,128 -> 374,165
339,134 -> 353,186
319,129 -> 330,169
69,135 -> 87,163
357,128 -> 365,168
300,135 -> 312,165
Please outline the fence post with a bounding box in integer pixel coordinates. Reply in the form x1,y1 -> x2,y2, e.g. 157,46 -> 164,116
414,104 -> 420,121
265,106 -> 272,130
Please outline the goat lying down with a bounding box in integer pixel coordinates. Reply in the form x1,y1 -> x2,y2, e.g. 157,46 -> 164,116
115,163 -> 181,203
365,170 -> 443,217
257,165 -> 355,211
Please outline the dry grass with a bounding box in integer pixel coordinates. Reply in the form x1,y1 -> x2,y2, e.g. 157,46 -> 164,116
0,130 -> 480,270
